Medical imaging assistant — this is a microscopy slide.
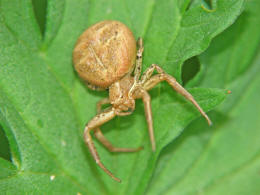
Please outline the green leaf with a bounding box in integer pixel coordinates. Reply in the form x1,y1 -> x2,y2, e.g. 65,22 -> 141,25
147,1 -> 260,194
0,0 -> 243,194
0,125 -> 11,161
187,0 -> 260,88
0,158 -> 16,179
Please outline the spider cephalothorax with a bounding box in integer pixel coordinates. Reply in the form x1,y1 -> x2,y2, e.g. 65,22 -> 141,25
73,20 -> 211,182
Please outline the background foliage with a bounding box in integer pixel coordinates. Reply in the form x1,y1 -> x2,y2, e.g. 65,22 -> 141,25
1,0 -> 259,194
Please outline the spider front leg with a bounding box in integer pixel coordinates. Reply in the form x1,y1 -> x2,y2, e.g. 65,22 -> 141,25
134,89 -> 155,151
94,99 -> 143,153
142,64 -> 212,125
84,108 -> 121,182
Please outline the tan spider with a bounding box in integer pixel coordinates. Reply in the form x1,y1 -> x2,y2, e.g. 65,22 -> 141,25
73,20 -> 211,182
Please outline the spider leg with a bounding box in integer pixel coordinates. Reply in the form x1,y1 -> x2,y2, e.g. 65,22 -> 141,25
94,128 -> 143,152
140,64 -> 167,85
84,108 -> 121,182
129,38 -> 144,96
133,37 -> 144,82
95,98 -> 143,152
134,89 -> 155,151
142,64 -> 212,125
140,64 -> 158,84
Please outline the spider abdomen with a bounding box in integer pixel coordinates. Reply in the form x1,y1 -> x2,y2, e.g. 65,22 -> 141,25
73,20 -> 137,89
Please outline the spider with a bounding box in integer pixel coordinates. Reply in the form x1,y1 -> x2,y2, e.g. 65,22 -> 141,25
73,20 -> 211,182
